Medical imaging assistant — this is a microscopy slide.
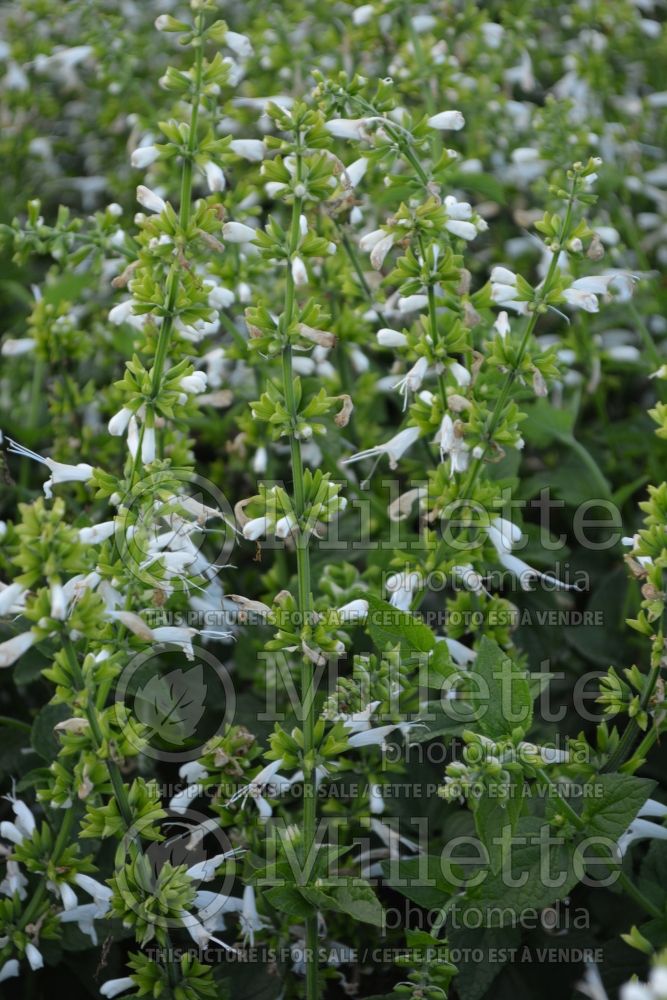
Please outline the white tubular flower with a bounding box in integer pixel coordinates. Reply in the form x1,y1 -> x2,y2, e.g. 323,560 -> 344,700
341,700 -> 381,734
79,521 -> 116,545
222,221 -> 257,244
50,582 -> 67,620
0,960 -> 19,984
440,636 -> 476,666
0,859 -> 28,900
427,110 -> 465,130
169,783 -> 204,814
450,361 -> 471,387
275,514 -> 296,539
452,564 -> 487,596
136,185 -> 166,214
180,371 -> 208,394
108,300 -> 134,326
25,943 -> 44,971
141,426 -> 156,465
348,722 -> 413,749
490,266 -> 517,286
352,3 -> 373,24
186,849 -> 241,882
562,285 -> 599,313
485,516 -> 578,590
73,874 -> 113,910
337,599 -> 369,622
56,902 -> 99,943
225,30 -> 253,58
243,516 -> 268,541
342,425 -> 421,469
618,799 -> 667,856
0,583 -> 26,615
0,631 -> 37,668
344,156 -> 368,187
229,139 -> 265,161
377,328 -> 408,348
6,437 -> 94,499
130,145 -> 159,169
179,761 -> 208,785
127,416 -> 139,458
494,310 -> 510,338
108,406 -> 133,436
445,219 -> 477,241
204,161 -> 225,192
386,570 -> 421,611
369,783 -> 385,814
435,414 -> 469,475
206,283 -> 235,310
100,977 -> 135,999
398,294 -> 429,312
1,337 -> 36,356
227,759 -> 290,819
291,256 -> 308,286
325,117 -> 369,140
241,885 -> 269,945
393,356 -> 429,409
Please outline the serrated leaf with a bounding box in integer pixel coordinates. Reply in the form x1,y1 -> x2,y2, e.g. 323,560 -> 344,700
470,636 -> 532,737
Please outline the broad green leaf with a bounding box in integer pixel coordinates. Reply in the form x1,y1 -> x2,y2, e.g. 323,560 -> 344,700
381,855 -> 460,908
582,774 -> 655,840
470,636 -> 532,738
363,592 -> 435,653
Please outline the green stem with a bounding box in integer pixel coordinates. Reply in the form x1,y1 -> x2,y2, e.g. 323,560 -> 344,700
142,15 -> 205,469
279,155 -> 318,997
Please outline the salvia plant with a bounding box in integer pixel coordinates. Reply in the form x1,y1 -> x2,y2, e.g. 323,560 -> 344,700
1,2 -> 667,999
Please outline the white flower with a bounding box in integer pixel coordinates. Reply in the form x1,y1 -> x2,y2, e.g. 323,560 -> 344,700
486,516 -> 578,590
0,583 -> 26,615
1,337 -> 36,356
386,571 -> 421,611
435,414 -> 469,475
0,959 -> 19,983
342,425 -> 422,470
618,799 -> 667,856
393,357 -> 429,409
6,437 -> 94,499
377,328 -> 408,348
225,31 -> 253,58
227,759 -> 290,819
74,874 -> 113,910
0,631 -> 37,668
337,599 -> 369,622
229,139 -> 265,161
186,849 -> 241,882
348,722 -> 413,749
291,256 -> 308,286
325,117 -> 369,140
130,145 -> 159,169
108,300 -> 135,326
222,221 -> 257,244
206,283 -> 235,310
180,371 -> 208,394
0,860 -> 28,899
79,521 -> 116,545
344,157 -> 368,187
427,110 -> 465,130
445,219 -> 478,241
495,311 -> 510,338
136,185 -> 166,214
370,233 -> 396,269
450,361 -> 471,387
100,977 -> 135,998
241,885 -> 269,945
25,943 -> 44,971
204,161 -> 226,192
243,516 -> 268,541
352,3 -> 373,25
398,294 -> 429,312
108,407 -> 133,436
50,582 -> 67,620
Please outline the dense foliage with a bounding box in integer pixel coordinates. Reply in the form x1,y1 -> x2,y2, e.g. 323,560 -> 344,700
1,2 -> 667,999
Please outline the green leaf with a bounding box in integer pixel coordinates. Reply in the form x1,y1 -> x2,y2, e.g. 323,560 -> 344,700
448,926 -> 521,1000
381,855 -> 459,908
582,774 -> 655,840
473,773 -> 525,874
470,636 -> 532,738
363,592 -> 435,653
264,886 -> 312,919
331,880 -> 384,926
